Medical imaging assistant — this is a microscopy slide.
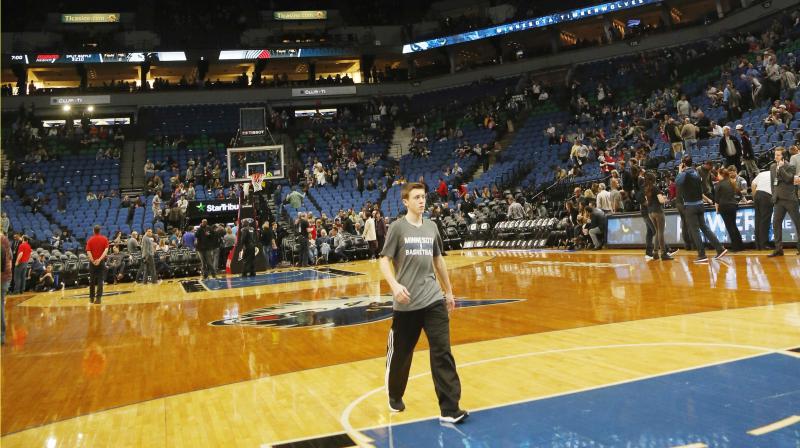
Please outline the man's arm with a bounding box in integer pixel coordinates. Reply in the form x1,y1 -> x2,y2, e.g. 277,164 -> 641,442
777,163 -> 796,183
379,256 -> 410,304
433,255 -> 455,312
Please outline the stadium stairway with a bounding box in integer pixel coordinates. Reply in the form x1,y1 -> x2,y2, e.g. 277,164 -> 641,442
390,125 -> 413,159
120,139 -> 147,195
464,107 -> 532,185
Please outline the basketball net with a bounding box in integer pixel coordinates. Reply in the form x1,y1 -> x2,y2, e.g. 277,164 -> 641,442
250,173 -> 264,192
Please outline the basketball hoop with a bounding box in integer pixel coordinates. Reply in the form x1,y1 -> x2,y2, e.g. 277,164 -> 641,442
250,173 -> 264,192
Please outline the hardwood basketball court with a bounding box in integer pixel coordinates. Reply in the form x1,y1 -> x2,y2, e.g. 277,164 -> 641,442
2,249 -> 799,447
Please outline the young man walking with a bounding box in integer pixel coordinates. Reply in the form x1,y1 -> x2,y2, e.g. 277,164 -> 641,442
379,182 -> 468,424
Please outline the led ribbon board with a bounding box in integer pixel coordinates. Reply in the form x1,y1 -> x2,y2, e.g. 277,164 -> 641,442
402,0 -> 658,54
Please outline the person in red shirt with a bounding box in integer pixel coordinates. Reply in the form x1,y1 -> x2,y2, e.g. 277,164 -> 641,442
437,179 -> 448,201
85,225 -> 109,304
13,236 -> 32,294
1,232 -> 12,344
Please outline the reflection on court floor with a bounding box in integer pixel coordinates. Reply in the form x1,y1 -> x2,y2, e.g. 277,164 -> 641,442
209,297 -> 522,328
360,354 -> 800,448
182,267 -> 363,291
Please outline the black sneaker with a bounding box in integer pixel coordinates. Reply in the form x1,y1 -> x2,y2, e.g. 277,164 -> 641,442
388,397 -> 405,412
715,249 -> 728,259
667,248 -> 679,257
439,409 -> 469,424
767,250 -> 784,258
661,254 -> 674,261
693,256 -> 709,263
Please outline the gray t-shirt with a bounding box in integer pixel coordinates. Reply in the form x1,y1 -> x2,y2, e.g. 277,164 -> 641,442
380,217 -> 444,312
127,237 -> 139,253
141,235 -> 155,257
223,233 -> 237,248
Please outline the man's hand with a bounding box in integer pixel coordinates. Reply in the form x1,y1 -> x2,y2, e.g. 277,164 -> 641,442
445,293 -> 456,313
391,282 -> 411,304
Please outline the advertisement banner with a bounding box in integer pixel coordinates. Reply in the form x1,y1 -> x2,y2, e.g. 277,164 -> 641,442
274,10 -> 327,20
606,206 -> 798,247
291,86 -> 357,97
218,47 -> 352,60
61,13 -> 120,23
187,200 -> 240,221
49,95 -> 111,106
29,52 -> 186,64
402,0 -> 657,53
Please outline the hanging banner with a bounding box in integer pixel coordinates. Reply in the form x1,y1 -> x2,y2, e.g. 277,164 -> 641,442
49,95 -> 111,106
61,13 -> 120,23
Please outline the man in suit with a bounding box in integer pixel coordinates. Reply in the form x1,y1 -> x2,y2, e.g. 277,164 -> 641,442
768,148 -> 800,257
790,145 -> 800,200
719,126 -> 742,172
239,220 -> 256,277
297,213 -> 310,267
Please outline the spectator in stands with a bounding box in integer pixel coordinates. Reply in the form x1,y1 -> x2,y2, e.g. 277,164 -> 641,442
1,232 -> 11,344
331,228 -> 347,262
608,179 -> 623,213
151,194 -> 162,224
598,151 -> 615,174
719,126 -> 742,172
676,95 -> 691,117
34,265 -> 55,292
168,229 -> 181,248
735,125 -> 757,181
596,184 -> 612,214
764,108 -> 782,128
126,231 -> 139,254
12,235 -> 31,294
86,191 -> 97,202
106,245 -> 127,284
110,231 -> 124,249
681,118 -> 699,153
664,117 -> 684,157
783,67 -> 797,99
56,192 -> 67,213
582,206 -> 606,251
28,254 -> 44,289
363,211 -> 377,260
285,188 -> 305,209
715,167 -> 745,252
570,138 -> 588,167
0,213 -> 8,235
507,195 -> 525,220
778,105 -> 793,125
144,160 -> 155,178
436,179 -> 448,201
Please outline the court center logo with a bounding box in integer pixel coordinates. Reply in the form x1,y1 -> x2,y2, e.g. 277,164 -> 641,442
209,296 -> 523,328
